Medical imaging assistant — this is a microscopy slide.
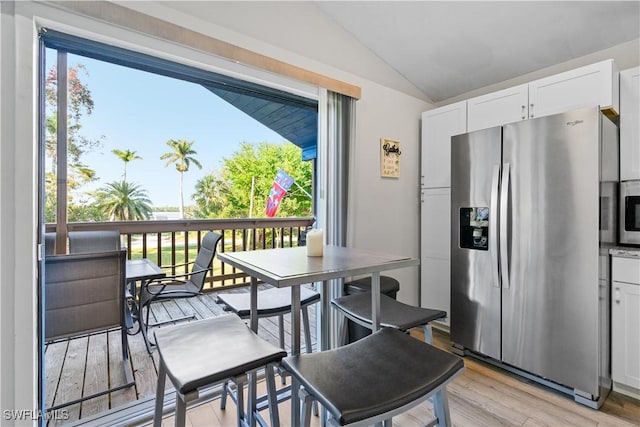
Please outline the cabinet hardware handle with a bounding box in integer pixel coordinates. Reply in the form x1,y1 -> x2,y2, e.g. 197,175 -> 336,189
530,103 -> 534,118
615,287 -> 621,304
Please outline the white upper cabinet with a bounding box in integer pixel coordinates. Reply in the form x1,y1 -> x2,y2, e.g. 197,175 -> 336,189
465,60 -> 620,132
620,66 -> 640,181
421,101 -> 467,188
467,84 -> 529,132
528,59 -> 619,119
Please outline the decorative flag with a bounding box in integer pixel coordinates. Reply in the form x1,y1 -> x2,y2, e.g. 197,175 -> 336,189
265,169 -> 295,217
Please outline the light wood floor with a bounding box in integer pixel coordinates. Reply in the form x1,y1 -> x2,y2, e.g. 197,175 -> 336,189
156,329 -> 640,427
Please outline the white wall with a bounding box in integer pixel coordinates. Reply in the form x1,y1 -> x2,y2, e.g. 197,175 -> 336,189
346,80 -> 427,303
0,1 -> 430,417
1,1 -> 39,422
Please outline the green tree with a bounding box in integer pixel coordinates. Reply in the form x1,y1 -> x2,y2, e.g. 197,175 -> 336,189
191,173 -> 228,218
160,139 -> 202,219
112,148 -> 142,182
45,63 -> 102,176
95,181 -> 153,221
44,62 -> 103,222
193,142 -> 312,219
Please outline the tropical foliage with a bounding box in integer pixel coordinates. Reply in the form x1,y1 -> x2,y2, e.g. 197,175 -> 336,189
94,181 -> 153,221
192,142 -> 312,219
112,148 -> 142,182
160,139 -> 202,219
44,63 -> 104,223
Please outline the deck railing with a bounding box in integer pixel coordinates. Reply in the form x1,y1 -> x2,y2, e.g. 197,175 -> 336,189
45,217 -> 315,291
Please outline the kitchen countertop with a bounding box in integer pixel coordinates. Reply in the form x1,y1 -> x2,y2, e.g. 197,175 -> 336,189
610,247 -> 640,258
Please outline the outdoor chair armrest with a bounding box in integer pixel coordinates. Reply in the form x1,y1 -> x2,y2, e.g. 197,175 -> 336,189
143,267 -> 212,296
159,260 -> 195,270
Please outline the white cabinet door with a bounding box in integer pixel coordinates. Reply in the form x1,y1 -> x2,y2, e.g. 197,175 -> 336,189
420,188 -> 450,324
528,59 -> 619,119
620,67 -> 640,181
421,101 -> 467,188
467,84 -> 528,132
420,188 -> 450,259
612,281 -> 640,389
420,257 -> 450,326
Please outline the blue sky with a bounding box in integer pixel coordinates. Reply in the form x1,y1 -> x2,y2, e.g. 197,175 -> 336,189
48,50 -> 286,207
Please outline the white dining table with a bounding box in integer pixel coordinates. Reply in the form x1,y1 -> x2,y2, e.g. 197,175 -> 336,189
217,245 -> 419,426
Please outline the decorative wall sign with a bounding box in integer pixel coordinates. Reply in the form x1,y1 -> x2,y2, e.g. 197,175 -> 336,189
380,138 -> 401,178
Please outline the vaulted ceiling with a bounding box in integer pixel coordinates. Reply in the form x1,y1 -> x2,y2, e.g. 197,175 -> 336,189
315,1 -> 640,103
160,1 -> 640,104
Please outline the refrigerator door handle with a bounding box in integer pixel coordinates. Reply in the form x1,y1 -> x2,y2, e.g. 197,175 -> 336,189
500,163 -> 510,289
490,164 -> 501,288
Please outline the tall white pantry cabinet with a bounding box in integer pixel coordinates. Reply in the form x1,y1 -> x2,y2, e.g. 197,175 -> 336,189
420,59 -> 620,328
420,101 -> 466,325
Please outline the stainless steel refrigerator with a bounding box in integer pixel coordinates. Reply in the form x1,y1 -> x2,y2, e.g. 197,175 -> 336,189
450,106 -> 618,408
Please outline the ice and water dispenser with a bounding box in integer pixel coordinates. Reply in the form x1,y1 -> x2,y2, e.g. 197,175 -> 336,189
459,207 -> 489,250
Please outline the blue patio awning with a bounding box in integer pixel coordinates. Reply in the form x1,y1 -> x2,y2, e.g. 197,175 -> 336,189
205,86 -> 317,160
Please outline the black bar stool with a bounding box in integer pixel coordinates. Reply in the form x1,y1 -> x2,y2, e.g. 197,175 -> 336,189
216,286 -> 320,355
331,292 -> 446,344
153,314 -> 287,427
282,328 -> 464,426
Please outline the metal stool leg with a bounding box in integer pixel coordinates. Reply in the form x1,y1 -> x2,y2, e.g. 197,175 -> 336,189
278,314 -> 285,348
153,359 -> 167,427
236,376 -> 246,427
299,388 -> 314,427
265,364 -> 281,427
278,314 -> 287,385
175,394 -> 187,427
220,380 -> 230,409
420,324 -> 434,344
433,387 -> 452,427
302,306 -> 313,353
301,306 -> 319,417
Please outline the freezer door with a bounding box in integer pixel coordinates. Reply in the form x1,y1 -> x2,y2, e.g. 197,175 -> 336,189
501,107 -> 601,395
451,127 -> 502,360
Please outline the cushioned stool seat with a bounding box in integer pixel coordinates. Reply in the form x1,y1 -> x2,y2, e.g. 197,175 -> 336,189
217,286 -> 320,318
217,286 -> 320,354
331,293 -> 446,344
153,314 -> 287,427
282,328 -> 464,426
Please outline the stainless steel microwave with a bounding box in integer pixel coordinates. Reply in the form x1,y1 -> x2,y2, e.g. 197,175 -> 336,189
620,180 -> 640,246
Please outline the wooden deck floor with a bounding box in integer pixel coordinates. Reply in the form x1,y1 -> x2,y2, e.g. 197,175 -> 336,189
44,285 -> 317,425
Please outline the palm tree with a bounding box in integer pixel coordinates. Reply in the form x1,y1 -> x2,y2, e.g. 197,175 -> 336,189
160,139 -> 202,218
112,148 -> 142,182
95,181 -> 153,221
192,173 -> 228,218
